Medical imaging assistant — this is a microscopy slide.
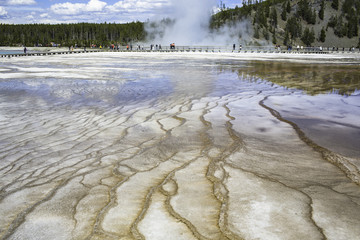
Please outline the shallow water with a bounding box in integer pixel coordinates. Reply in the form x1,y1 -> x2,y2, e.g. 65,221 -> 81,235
0,52 -> 360,240
0,50 -> 24,55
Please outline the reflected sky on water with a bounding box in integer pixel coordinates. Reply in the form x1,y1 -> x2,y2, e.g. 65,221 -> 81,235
0,54 -> 359,158
1,55 -> 360,97
0,53 -> 360,239
2,58 -> 359,104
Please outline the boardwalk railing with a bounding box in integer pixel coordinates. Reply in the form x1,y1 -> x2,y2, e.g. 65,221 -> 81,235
1,46 -> 359,58
111,45 -> 360,54
0,50 -> 101,58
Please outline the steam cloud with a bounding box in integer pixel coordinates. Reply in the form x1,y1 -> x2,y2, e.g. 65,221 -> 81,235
145,0 -> 254,46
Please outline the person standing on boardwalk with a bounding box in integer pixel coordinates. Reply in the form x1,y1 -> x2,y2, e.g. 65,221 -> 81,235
24,47 -> 27,54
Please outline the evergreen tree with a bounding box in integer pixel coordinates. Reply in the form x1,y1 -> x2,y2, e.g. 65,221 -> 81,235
265,3 -> 270,18
334,16 -> 348,37
301,28 -> 310,45
270,7 -> 278,28
263,28 -> 270,40
301,27 -> 315,46
319,0 -> 325,20
328,15 -> 338,28
283,30 -> 290,45
286,16 -> 302,40
286,0 -> 291,13
342,0 -> 358,16
310,9 -> 317,24
0,22 -> 145,47
297,0 -> 317,24
331,0 -> 339,10
253,5 -> 268,28
298,0 -> 308,23
311,28 -> 316,44
346,8 -> 359,38
272,32 -> 277,44
319,27 -> 326,42
297,0 -> 308,17
281,3 -> 287,21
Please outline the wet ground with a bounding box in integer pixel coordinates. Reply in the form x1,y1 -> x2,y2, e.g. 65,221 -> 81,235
0,52 -> 359,240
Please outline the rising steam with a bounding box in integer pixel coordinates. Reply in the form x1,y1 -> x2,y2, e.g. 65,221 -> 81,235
145,0 -> 254,46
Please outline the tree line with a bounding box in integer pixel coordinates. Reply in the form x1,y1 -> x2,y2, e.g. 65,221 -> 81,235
1,0 -> 359,47
328,0 -> 359,38
211,0 -> 360,47
0,22 -> 145,47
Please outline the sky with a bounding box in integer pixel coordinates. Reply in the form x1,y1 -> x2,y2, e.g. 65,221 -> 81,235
0,0 -> 241,24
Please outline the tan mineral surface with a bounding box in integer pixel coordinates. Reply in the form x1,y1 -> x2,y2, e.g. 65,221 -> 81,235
0,52 -> 359,240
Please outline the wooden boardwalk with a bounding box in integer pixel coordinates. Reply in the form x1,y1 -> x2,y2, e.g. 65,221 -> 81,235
0,50 -> 102,58
1,48 -> 359,58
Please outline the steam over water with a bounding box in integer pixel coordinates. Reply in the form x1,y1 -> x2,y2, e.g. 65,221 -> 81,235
145,0 -> 252,45
0,52 -> 360,239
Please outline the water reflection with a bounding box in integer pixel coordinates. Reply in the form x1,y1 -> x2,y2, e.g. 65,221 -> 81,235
1,53 -> 360,239
215,60 -> 360,160
227,61 -> 360,96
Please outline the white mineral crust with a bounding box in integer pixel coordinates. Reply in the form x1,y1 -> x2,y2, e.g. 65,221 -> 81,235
0,52 -> 359,240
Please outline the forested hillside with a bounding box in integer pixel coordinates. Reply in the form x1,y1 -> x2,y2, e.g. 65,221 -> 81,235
1,0 -> 359,47
0,22 -> 145,47
211,0 -> 360,47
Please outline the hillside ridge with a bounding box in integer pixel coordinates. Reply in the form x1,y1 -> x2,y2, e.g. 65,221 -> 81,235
211,0 -> 360,47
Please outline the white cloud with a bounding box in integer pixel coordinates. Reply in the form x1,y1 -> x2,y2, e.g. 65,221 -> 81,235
7,0 -> 36,5
0,6 -> 7,16
26,14 -> 34,20
50,0 -> 107,15
40,13 -> 49,18
2,0 -> 171,24
110,0 -> 169,13
86,0 -> 107,12
50,2 -> 84,15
